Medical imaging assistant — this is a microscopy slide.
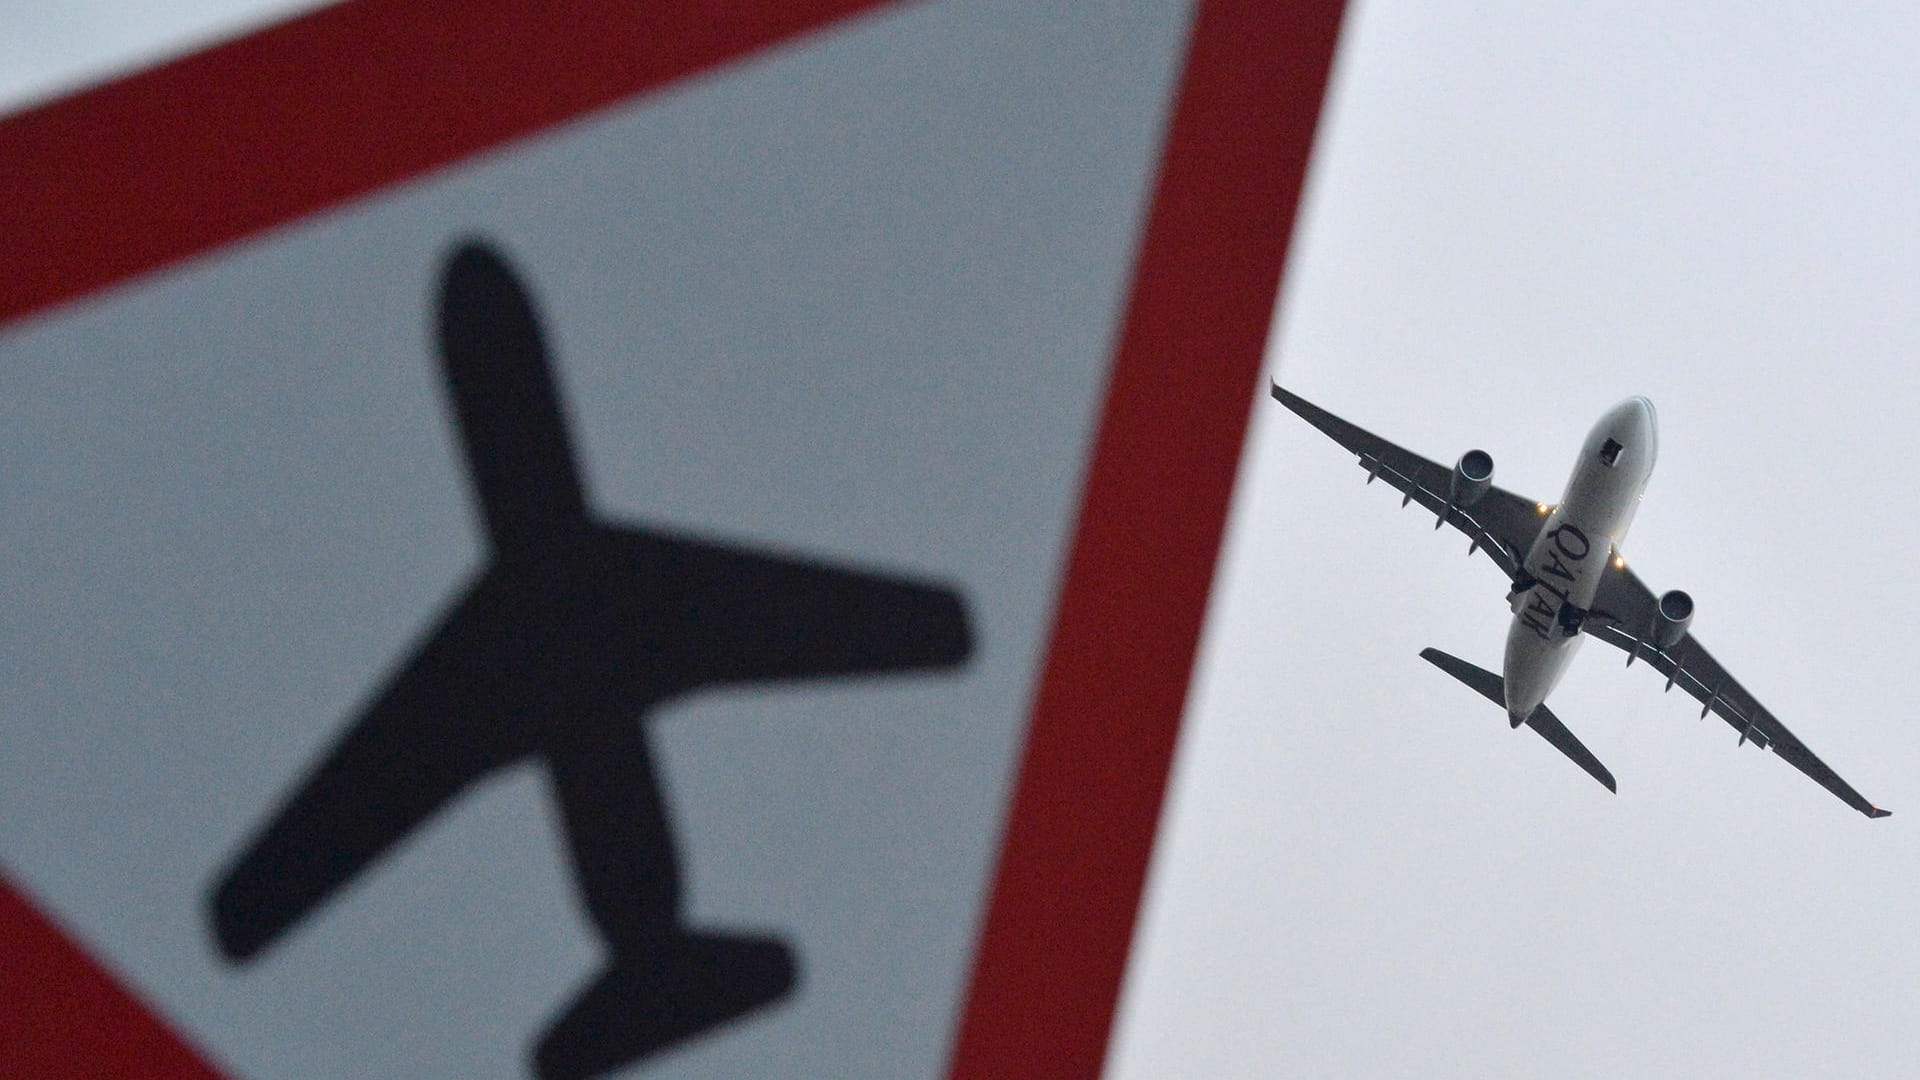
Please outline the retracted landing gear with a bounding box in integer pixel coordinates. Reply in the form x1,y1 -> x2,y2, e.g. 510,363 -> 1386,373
1556,602 -> 1585,637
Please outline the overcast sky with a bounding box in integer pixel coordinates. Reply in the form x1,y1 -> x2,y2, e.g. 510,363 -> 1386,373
11,3 -> 1920,1079
1116,5 -> 1920,1079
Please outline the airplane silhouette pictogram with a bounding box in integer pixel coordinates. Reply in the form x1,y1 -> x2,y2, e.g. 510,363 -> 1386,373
206,239 -> 974,1079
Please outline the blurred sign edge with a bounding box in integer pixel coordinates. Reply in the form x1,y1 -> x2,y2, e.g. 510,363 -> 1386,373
947,2 -> 1346,1076
0,877 -> 227,1079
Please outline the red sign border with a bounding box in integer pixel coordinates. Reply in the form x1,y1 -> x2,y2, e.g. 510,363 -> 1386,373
947,4 -> 1344,1072
0,2 -> 1346,1076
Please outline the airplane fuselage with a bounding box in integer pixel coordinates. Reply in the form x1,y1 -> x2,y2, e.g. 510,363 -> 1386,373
1272,379 -> 1889,817
1501,397 -> 1657,723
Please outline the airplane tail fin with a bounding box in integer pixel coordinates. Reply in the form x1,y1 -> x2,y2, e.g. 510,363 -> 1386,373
1420,647 -> 1617,794
533,932 -> 796,1080
438,240 -> 590,555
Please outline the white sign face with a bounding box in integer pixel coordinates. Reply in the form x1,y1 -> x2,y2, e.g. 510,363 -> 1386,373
1,3 -> 1197,1077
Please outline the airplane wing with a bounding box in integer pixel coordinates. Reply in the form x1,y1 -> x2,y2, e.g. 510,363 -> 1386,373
207,581 -> 542,960
1271,383 -> 1546,584
1585,561 -> 1890,819
598,525 -> 972,685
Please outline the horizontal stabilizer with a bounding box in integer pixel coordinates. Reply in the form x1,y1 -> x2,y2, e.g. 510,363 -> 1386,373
1420,647 -> 1617,794
1420,646 -> 1505,709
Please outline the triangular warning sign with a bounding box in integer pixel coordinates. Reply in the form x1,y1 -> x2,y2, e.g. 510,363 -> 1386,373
0,2 -> 1344,1077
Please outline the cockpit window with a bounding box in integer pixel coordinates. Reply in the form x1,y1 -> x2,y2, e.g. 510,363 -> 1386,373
1599,437 -> 1623,467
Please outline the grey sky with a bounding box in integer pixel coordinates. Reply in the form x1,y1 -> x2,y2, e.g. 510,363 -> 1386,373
10,3 -> 1920,1080
1115,4 -> 1920,1079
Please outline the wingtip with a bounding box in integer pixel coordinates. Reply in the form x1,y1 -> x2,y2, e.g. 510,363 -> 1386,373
206,882 -> 267,964
1870,806 -> 1892,819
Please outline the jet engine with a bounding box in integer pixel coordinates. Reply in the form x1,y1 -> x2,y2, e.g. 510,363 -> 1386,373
1652,589 -> 1693,649
1449,449 -> 1493,507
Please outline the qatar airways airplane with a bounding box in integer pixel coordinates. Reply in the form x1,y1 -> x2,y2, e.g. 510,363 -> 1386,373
1272,383 -> 1888,819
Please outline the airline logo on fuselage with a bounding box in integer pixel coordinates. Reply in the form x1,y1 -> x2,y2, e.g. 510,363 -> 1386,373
1518,520 -> 1595,641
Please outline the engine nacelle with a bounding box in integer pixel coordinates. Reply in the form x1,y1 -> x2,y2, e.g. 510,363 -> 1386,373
1652,589 -> 1694,649
1450,449 -> 1494,507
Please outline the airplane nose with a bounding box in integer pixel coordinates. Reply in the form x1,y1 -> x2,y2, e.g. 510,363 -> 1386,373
1623,396 -> 1657,467
1628,396 -> 1656,447
1610,395 -> 1656,444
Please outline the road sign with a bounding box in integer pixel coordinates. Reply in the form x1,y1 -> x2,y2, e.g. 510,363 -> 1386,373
0,2 -> 1345,1076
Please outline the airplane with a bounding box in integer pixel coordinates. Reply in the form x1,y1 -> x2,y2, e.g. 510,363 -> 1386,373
1270,382 -> 1888,819
207,239 -> 974,1080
